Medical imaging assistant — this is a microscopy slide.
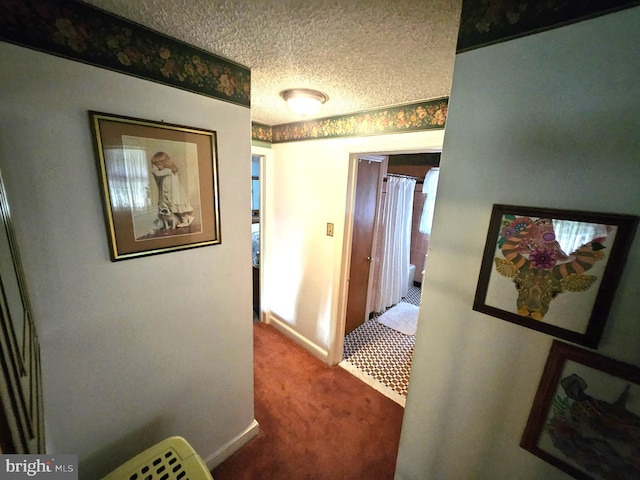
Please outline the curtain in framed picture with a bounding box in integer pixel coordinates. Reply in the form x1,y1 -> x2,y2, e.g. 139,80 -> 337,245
104,147 -> 150,212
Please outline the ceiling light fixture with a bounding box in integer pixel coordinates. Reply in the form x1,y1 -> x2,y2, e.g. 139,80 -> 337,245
280,88 -> 328,117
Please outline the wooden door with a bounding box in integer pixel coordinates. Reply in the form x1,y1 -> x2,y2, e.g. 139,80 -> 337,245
345,159 -> 381,334
0,170 -> 44,453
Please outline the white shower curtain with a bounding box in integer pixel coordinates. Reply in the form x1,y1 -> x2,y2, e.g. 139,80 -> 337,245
374,175 -> 416,312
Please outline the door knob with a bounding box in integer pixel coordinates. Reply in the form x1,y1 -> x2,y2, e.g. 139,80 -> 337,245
367,256 -> 373,262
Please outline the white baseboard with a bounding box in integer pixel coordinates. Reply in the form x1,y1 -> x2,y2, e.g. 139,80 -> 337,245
204,419 -> 259,469
267,313 -> 329,363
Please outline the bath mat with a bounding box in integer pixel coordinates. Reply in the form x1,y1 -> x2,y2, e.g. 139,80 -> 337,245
376,302 -> 419,336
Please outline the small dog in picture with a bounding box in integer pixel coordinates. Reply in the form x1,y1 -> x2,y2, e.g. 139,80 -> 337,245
159,205 -> 178,230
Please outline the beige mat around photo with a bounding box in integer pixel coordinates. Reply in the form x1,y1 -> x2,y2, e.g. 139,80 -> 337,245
376,302 -> 419,336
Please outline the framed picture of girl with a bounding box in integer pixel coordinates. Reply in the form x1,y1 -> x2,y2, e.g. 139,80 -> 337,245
89,111 -> 221,260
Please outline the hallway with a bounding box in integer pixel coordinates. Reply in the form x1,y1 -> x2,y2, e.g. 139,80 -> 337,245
213,322 -> 404,479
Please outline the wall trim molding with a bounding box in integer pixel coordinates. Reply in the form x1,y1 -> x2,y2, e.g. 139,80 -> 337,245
0,0 -> 251,107
252,98 -> 448,144
251,122 -> 273,144
267,314 -> 329,363
204,419 -> 259,469
457,0 -> 640,53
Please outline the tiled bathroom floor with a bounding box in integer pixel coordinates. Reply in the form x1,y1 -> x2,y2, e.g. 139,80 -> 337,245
341,285 -> 421,402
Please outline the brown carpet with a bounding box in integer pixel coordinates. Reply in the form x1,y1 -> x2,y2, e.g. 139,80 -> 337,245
212,322 -> 404,480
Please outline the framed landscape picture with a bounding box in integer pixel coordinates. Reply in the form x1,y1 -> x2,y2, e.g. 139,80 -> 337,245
473,204 -> 637,348
90,111 -> 221,260
521,341 -> 640,480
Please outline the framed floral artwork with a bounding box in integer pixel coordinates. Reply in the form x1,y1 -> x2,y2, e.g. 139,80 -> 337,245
90,111 -> 221,260
473,204 -> 637,347
521,340 -> 640,480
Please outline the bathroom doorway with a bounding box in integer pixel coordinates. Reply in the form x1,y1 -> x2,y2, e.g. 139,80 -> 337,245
338,151 -> 440,405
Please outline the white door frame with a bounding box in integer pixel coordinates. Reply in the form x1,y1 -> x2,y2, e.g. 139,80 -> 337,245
329,146 -> 444,366
328,153 -> 386,365
251,145 -> 271,324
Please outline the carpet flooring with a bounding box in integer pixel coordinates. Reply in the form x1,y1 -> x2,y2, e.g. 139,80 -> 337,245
341,285 -> 421,401
212,322 -> 404,480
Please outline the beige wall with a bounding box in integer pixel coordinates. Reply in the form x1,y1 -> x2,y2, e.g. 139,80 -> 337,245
396,7 -> 640,479
0,43 -> 255,478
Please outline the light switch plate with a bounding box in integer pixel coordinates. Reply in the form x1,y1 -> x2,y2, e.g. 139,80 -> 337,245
326,223 -> 334,236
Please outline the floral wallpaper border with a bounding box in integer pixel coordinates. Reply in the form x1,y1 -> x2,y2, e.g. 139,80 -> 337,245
251,122 -> 273,144
253,98 -> 448,144
457,0 -> 640,53
0,0 -> 251,107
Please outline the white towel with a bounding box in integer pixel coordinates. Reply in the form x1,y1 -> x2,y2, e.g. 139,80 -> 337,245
376,302 -> 419,335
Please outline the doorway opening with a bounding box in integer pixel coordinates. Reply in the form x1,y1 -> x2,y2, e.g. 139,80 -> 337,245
338,152 -> 441,405
251,153 -> 265,323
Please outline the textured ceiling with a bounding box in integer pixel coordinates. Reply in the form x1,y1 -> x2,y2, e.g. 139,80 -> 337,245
84,0 -> 462,125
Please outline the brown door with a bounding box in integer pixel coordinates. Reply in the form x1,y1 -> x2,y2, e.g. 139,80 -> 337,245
345,158 -> 381,334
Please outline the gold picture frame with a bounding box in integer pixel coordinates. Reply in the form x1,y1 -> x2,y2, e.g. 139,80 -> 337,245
89,111 -> 221,260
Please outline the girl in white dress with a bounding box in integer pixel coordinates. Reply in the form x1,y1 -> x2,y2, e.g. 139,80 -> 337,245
150,151 -> 195,228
